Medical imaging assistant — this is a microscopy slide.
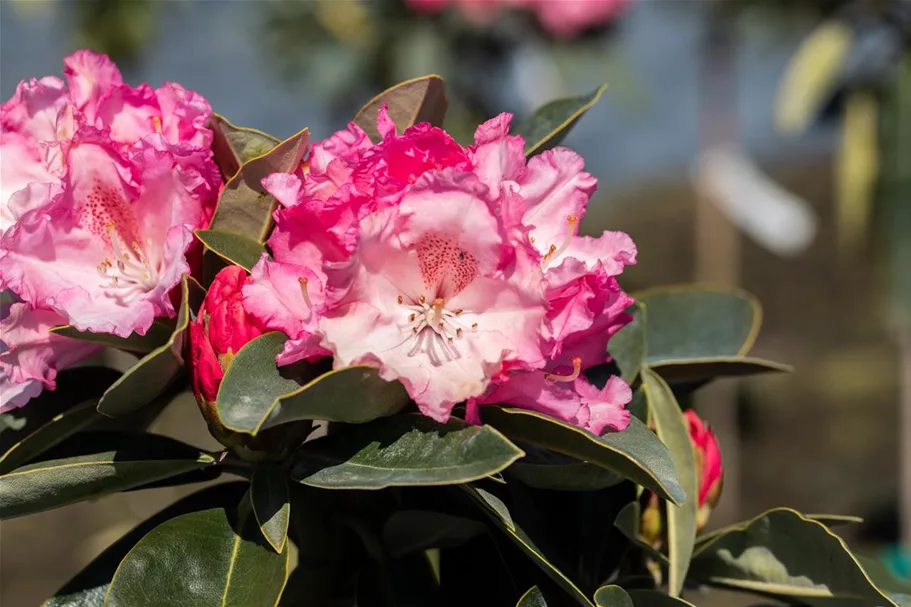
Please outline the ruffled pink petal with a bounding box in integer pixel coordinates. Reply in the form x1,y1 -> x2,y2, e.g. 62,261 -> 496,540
376,104 -> 398,140
0,375 -> 44,413
573,374 -> 631,433
517,147 -> 596,258
469,113 -> 526,194
562,231 -> 637,277
0,133 -> 59,231
63,50 -> 123,120
4,182 -> 62,236
95,84 -> 161,146
0,76 -> 68,141
242,255 -> 327,365
0,303 -> 100,411
310,122 -> 373,176
154,82 -> 213,150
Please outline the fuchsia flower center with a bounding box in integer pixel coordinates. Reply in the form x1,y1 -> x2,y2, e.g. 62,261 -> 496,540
81,181 -> 160,301
400,232 -> 480,367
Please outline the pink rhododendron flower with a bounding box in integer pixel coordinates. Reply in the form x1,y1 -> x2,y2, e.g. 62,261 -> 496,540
408,0 -> 632,38
0,299 -> 100,413
0,51 -> 219,338
248,106 -> 636,429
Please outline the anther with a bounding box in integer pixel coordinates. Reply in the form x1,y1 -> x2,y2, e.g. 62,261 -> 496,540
471,323 -> 478,331
298,277 -> 312,309
397,295 -> 403,304
419,295 -> 426,304
544,357 -> 583,383
409,313 -> 416,322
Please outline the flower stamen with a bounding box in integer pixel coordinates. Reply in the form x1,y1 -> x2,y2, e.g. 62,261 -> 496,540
545,357 -> 583,382
541,215 -> 578,269
298,277 -> 312,309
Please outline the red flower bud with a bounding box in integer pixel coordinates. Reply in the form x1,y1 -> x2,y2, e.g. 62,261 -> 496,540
684,409 -> 724,529
188,265 -> 263,421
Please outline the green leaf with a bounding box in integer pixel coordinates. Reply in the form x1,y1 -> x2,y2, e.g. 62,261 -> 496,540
209,128 -> 309,242
49,321 -> 174,354
0,400 -> 102,474
509,460 -> 623,492
382,510 -> 486,559
518,586 -> 548,607
688,507 -> 898,607
251,464 -> 291,554
292,414 -> 524,490
613,502 -> 669,566
635,286 -> 790,383
97,275 -> 205,417
0,433 -> 216,519
195,229 -> 266,271
608,303 -> 646,384
41,482 -> 248,607
105,506 -> 289,607
515,84 -> 607,157
354,75 -> 447,142
593,586 -> 633,607
217,332 -> 408,435
480,407 -> 684,504
209,113 -> 280,178
694,513 -> 864,554
641,368 -> 697,596
855,554 -> 911,603
594,586 -> 696,606
465,486 -> 594,607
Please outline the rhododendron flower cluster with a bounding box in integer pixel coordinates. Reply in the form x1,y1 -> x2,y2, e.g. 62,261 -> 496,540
244,107 -> 637,433
408,0 -> 633,38
0,51 -> 219,410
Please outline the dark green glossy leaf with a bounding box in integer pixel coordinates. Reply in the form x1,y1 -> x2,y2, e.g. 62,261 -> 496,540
41,482 -> 248,607
195,229 -> 266,271
515,84 -> 607,157
0,367 -> 122,452
518,586 -> 548,607
0,400 -> 101,474
105,506 -> 289,606
209,128 -> 309,242
608,303 -> 646,384
641,368 -> 696,596
855,554 -> 911,603
480,407 -> 684,504
354,75 -> 447,142
593,586 -> 633,607
594,586 -> 696,606
509,459 -> 623,492
382,510 -> 486,559
613,502 -> 668,566
251,464 -> 291,553
650,357 -> 792,384
292,414 -> 523,490
694,513 -> 864,553
97,275 -> 205,417
465,486 -> 594,607
49,321 -> 173,354
209,113 -> 280,178
689,508 -> 898,606
0,433 -> 215,519
217,333 -> 409,435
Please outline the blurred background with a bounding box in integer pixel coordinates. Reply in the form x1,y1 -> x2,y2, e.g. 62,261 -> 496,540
1,0 -> 909,605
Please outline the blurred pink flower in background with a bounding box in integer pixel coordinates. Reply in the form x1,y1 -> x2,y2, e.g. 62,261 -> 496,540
408,0 -> 632,38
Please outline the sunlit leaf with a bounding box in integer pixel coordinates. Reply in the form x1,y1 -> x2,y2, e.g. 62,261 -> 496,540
208,128 -> 309,242
515,84 -> 607,157
195,229 -> 265,271
641,368 -> 696,596
292,414 -> 523,490
354,75 -> 447,142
